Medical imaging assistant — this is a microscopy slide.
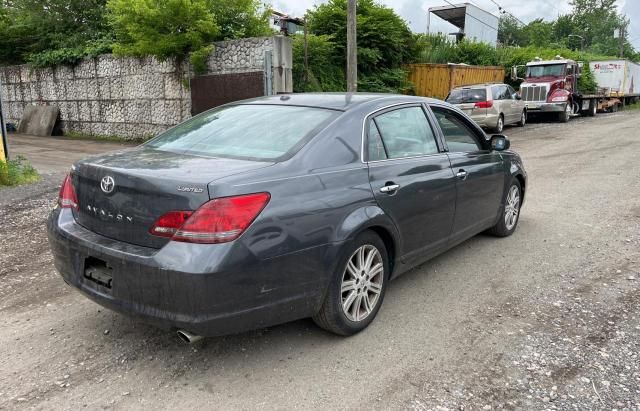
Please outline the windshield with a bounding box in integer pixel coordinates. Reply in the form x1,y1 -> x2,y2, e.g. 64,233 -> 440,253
446,88 -> 487,104
526,64 -> 565,78
146,104 -> 339,161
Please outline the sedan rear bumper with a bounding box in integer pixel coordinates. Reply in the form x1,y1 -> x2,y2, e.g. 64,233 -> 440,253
47,208 -> 336,337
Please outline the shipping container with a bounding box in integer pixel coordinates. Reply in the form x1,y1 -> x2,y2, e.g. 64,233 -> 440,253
589,59 -> 640,97
406,63 -> 505,100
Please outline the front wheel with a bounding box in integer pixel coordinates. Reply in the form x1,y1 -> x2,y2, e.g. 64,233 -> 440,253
313,231 -> 389,336
517,110 -> 526,127
487,180 -> 522,237
558,103 -> 571,123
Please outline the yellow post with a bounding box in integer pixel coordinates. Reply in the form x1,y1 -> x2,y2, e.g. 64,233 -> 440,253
0,128 -> 6,162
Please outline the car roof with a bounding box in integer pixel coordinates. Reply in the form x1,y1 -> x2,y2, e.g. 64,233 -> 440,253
236,92 -> 442,111
451,83 -> 503,90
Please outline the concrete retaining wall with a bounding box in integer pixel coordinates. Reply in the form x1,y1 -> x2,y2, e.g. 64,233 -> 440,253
0,36 -> 292,139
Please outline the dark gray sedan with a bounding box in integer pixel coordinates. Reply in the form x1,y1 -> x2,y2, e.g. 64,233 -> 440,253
48,93 -> 527,339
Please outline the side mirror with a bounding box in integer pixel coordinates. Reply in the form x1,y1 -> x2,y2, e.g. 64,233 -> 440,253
491,134 -> 510,151
514,93 -> 522,100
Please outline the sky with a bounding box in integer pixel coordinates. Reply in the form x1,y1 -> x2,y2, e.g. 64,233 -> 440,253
269,0 -> 640,51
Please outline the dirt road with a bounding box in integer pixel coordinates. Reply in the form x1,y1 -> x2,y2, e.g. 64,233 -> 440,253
1,113 -> 639,409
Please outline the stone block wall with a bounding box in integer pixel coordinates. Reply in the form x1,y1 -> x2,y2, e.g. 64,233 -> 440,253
0,36 -> 291,139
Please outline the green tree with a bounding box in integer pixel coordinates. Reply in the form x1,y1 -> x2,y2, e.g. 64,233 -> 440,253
207,0 -> 272,40
521,19 -> 555,47
107,0 -> 219,63
305,0 -> 414,91
498,15 -> 525,47
0,0 -> 112,66
306,0 -> 414,71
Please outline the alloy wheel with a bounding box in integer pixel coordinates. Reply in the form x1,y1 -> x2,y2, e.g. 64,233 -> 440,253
504,185 -> 520,230
340,245 -> 384,322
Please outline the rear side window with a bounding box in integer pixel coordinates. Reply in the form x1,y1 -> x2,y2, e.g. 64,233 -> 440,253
146,105 -> 339,161
369,106 -> 439,160
446,89 -> 487,104
432,107 -> 482,153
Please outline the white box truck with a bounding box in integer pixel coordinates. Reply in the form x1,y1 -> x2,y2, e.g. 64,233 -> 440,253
590,59 -> 640,105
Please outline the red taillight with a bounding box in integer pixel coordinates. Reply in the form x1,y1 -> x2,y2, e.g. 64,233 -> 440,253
149,192 -> 270,244
474,100 -> 493,108
149,211 -> 193,238
58,174 -> 79,210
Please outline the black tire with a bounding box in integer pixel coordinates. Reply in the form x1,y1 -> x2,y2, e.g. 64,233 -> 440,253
558,105 -> 570,123
487,179 -> 522,237
493,114 -> 504,133
313,230 -> 389,336
517,110 -> 526,127
587,100 -> 597,117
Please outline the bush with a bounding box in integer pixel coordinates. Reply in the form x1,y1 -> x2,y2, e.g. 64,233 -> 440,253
577,62 -> 597,94
296,0 -> 416,93
292,34 -> 345,92
0,156 -> 39,186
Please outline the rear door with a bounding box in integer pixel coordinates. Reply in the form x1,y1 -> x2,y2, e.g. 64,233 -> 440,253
430,105 -> 505,244
366,104 -> 457,262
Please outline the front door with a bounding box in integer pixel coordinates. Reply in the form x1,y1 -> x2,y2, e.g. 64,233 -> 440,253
366,105 -> 457,262
430,105 -> 506,244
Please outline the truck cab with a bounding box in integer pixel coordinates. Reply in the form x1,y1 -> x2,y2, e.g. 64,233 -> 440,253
516,58 -> 579,122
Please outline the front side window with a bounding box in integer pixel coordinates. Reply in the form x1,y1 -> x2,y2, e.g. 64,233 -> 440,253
493,85 -> 511,100
431,107 -> 483,153
368,106 -> 439,160
146,105 -> 339,161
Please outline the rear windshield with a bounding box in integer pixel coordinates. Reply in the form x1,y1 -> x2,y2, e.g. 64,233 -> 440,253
146,104 -> 339,161
445,89 -> 487,104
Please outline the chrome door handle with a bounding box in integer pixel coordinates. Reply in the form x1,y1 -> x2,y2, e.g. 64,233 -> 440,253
379,184 -> 400,193
456,170 -> 468,179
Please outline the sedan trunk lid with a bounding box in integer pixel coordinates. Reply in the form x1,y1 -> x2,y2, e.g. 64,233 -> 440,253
72,147 -> 273,248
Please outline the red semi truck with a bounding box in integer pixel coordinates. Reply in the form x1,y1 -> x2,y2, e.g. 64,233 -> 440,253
512,56 -> 623,122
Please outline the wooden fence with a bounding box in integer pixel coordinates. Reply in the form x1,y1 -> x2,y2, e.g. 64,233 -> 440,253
406,64 -> 506,100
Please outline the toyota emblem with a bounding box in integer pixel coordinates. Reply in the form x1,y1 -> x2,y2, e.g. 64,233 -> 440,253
100,176 -> 115,194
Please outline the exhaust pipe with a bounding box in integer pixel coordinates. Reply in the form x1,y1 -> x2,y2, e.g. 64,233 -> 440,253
176,329 -> 203,344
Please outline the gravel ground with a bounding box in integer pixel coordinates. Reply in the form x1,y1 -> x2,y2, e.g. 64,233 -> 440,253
0,112 -> 639,410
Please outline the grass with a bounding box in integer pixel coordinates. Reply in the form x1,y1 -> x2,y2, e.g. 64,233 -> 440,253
625,101 -> 640,110
0,155 -> 40,186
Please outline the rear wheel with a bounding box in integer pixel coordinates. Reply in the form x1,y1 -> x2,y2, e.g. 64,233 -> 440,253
587,100 -> 597,117
313,231 -> 389,336
517,110 -> 526,127
487,179 -> 522,237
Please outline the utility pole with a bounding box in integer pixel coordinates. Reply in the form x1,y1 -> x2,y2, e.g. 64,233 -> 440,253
303,16 -> 309,85
346,0 -> 357,92
619,24 -> 625,58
